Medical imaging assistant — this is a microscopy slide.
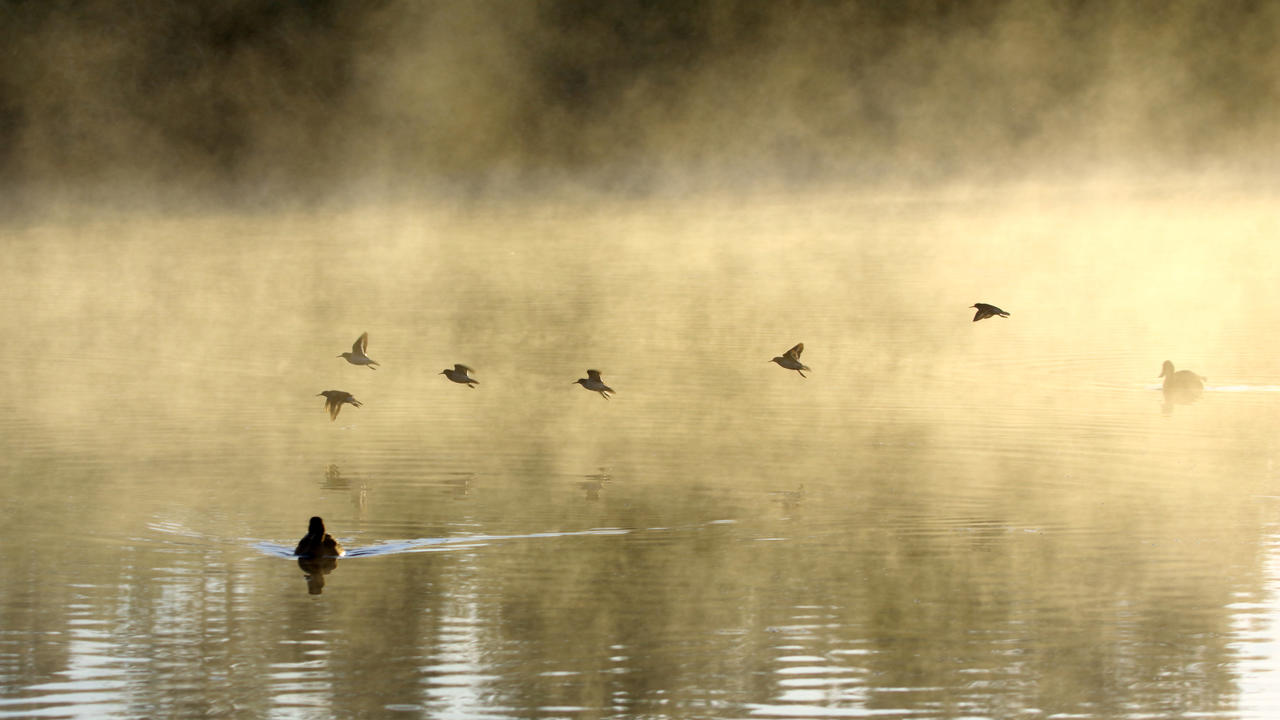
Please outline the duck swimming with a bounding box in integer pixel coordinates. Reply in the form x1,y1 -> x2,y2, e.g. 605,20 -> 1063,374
295,516 -> 345,558
1159,360 -> 1206,395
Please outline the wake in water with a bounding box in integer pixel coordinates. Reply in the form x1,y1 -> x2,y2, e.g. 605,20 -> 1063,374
254,526 -> 632,559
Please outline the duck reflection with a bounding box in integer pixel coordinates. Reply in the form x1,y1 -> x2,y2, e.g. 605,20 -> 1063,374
297,555 -> 338,595
578,471 -> 612,501
1159,360 -> 1206,414
295,516 -> 345,595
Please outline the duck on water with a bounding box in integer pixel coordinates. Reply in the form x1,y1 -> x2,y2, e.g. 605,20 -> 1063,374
295,516 -> 345,558
1159,360 -> 1206,403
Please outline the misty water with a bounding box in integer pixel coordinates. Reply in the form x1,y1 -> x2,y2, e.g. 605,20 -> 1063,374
2,186 -> 1279,719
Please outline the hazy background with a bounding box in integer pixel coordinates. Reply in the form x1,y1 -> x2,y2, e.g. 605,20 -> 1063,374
0,0 -> 1275,215
3,3 -> 1280,718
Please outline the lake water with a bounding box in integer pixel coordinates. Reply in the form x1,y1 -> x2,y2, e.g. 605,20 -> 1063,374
1,184 -> 1278,718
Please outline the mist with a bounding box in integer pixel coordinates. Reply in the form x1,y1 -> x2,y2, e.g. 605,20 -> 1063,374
1,0 -> 1276,215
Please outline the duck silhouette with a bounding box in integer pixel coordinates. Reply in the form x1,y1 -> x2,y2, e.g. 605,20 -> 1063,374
295,516 -> 345,558
1159,360 -> 1205,398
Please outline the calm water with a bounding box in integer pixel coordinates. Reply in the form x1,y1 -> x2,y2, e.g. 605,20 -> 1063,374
2,187 -> 1279,719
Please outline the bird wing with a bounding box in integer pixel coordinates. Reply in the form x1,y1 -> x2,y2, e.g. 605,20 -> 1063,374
587,369 -> 602,380
455,364 -> 474,375
972,307 -> 986,321
785,343 -> 804,361
353,332 -> 368,354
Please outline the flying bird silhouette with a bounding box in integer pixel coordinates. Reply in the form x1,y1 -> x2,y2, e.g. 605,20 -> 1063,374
574,369 -> 615,399
770,343 -> 810,378
338,332 -> 379,369
970,303 -> 1010,322
441,364 -> 478,388
317,390 -> 362,420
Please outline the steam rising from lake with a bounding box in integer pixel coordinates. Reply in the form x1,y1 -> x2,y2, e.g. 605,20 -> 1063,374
0,0 -> 1275,214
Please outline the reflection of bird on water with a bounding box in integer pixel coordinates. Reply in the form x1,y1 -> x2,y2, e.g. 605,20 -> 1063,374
970,303 -> 1010,322
295,516 -> 345,558
578,471 -> 612,501
769,484 -> 805,511
353,480 -> 369,514
448,474 -> 473,498
297,555 -> 338,595
317,390 -> 362,420
441,364 -> 478,387
574,369 -> 615,399
338,332 -> 379,369
323,464 -> 348,490
1159,361 -> 1206,411
770,343 -> 810,378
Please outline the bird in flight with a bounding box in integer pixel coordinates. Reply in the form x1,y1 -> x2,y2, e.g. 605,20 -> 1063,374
970,303 -> 1010,322
441,364 -> 478,388
770,343 -> 810,378
574,369 -> 615,399
338,332 -> 379,369
317,390 -> 362,420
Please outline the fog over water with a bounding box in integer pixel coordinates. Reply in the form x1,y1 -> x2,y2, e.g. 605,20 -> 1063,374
0,0 -> 1276,211
1,2 -> 1279,719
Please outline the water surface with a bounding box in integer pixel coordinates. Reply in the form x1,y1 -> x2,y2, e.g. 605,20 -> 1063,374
1,187 -> 1278,718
